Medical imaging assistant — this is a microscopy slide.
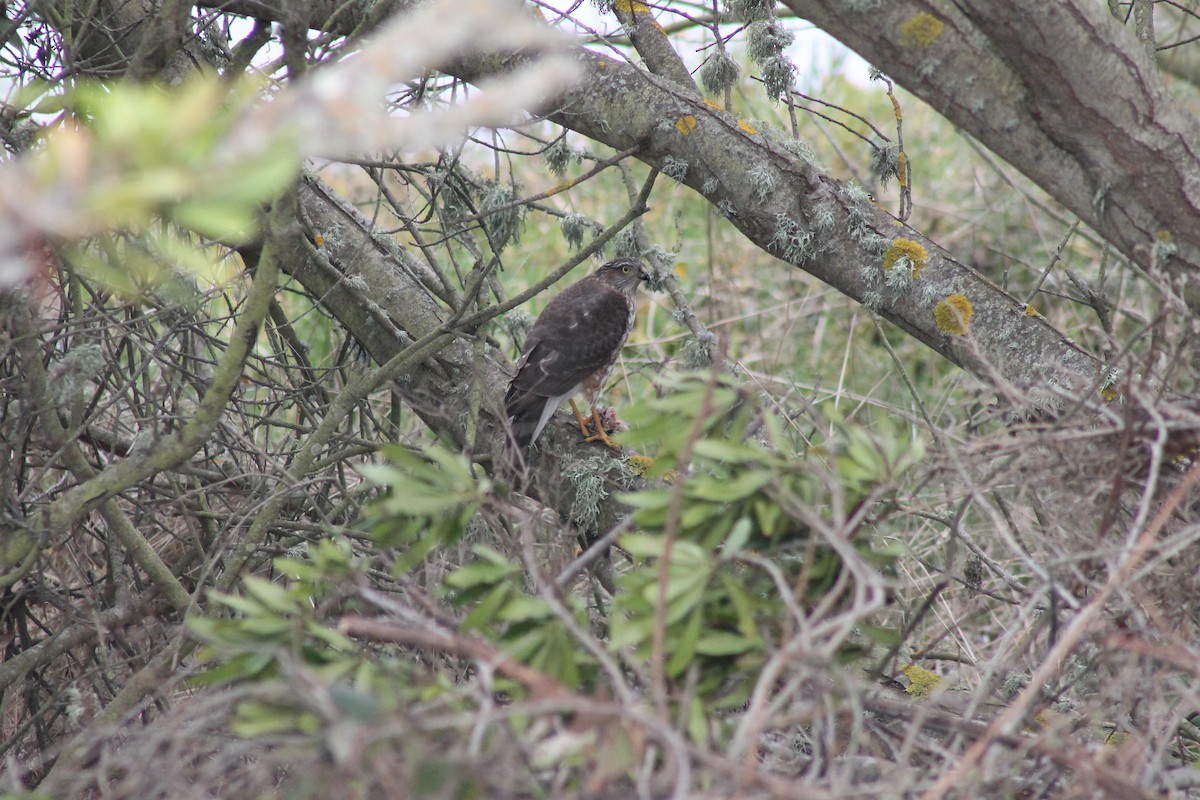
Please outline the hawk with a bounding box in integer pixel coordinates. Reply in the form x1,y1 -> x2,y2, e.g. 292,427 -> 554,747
502,257 -> 649,473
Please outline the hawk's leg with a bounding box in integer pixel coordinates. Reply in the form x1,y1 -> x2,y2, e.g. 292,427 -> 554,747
568,400 -> 619,449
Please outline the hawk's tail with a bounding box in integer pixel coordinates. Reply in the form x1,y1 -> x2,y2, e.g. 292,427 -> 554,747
497,401 -> 546,485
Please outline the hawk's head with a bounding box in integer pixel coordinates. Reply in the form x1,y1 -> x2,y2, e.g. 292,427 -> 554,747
594,258 -> 649,295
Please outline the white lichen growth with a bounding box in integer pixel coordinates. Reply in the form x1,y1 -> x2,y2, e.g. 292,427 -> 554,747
859,264 -> 882,289
747,163 -> 776,202
771,213 -> 814,263
681,334 -> 716,368
662,155 -> 689,183
871,140 -> 901,185
480,180 -> 525,252
613,227 -> 640,259
747,21 -> 796,101
811,205 -> 835,233
544,137 -> 579,178
700,51 -> 740,95
560,212 -> 594,250
725,0 -> 773,21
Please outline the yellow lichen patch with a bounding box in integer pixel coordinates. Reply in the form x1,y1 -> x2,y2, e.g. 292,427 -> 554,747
899,664 -> 943,699
899,12 -> 944,47
627,454 -> 655,477
674,262 -> 686,277
1155,229 -> 1173,243
882,237 -> 929,278
896,151 -> 908,187
675,115 -> 697,135
934,294 -> 973,335
312,233 -> 325,247
614,0 -> 650,12
703,97 -> 722,110
1024,304 -> 1038,316
737,119 -> 758,135
1101,385 -> 1120,402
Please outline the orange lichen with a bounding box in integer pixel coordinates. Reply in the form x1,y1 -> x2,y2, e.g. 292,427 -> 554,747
737,119 -> 758,135
899,12 -> 944,47
934,294 -> 973,335
882,237 -> 929,278
614,0 -> 650,12
1024,305 -> 1037,316
703,97 -> 722,110
675,115 -> 697,135
1101,386 -> 1120,402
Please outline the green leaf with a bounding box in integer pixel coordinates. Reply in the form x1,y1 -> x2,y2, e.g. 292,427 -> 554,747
497,594 -> 553,623
688,469 -> 773,503
722,517 -> 753,555
445,560 -> 519,590
666,608 -> 703,676
619,533 -> 667,559
695,631 -> 757,656
859,622 -> 902,647
171,200 -> 256,242
459,582 -> 511,631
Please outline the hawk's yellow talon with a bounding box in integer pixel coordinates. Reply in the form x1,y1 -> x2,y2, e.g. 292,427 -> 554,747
569,399 -> 593,438
590,408 -> 620,449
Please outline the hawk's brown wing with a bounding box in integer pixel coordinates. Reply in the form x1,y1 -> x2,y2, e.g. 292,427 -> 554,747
504,276 -> 634,450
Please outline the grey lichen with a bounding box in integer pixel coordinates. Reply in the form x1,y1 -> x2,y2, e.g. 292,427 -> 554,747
700,51 -> 740,96
843,182 -> 871,204
780,137 -> 816,163
871,140 -> 901,185
885,261 -> 915,291
613,227 -> 641,259
747,21 -> 796,101
681,333 -> 716,368
916,56 -> 942,79
771,213 -> 814,264
918,280 -> 942,306
858,264 -> 882,289
662,155 -> 689,183
862,290 -> 884,313
544,137 -> 579,178
747,20 -> 793,61
499,309 -> 533,344
560,212 -> 593,250
858,232 -> 892,255
725,0 -> 773,21
702,177 -> 719,196
479,180 -> 525,253
716,199 -> 736,218
747,163 -> 776,202
1001,671 -> 1030,700
811,205 -> 835,233
565,454 -> 630,530
760,56 -> 797,101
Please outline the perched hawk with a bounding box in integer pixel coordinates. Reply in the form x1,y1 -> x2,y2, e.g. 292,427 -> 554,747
502,257 -> 649,472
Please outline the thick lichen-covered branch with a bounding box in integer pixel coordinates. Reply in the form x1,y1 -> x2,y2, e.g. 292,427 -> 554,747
782,0 -> 1200,305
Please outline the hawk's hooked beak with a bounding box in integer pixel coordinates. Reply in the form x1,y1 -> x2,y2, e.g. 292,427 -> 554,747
638,265 -> 652,285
